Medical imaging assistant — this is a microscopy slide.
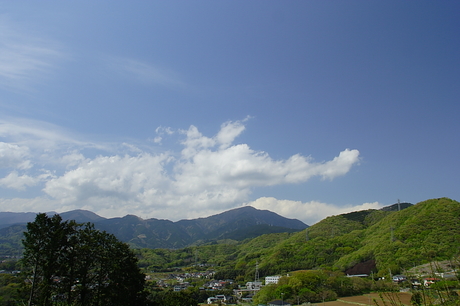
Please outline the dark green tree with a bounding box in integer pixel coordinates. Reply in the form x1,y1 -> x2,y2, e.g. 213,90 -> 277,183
22,213 -> 146,306
148,290 -> 198,306
22,213 -> 78,306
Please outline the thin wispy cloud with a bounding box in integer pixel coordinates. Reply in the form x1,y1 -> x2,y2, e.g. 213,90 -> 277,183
0,118 -> 109,170
0,19 -> 66,92
106,56 -> 187,89
0,117 -> 361,223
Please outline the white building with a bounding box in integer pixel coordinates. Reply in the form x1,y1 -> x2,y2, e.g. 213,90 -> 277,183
265,275 -> 281,285
245,281 -> 262,289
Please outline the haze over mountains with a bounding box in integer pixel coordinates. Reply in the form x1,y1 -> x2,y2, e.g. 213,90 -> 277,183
0,206 -> 308,250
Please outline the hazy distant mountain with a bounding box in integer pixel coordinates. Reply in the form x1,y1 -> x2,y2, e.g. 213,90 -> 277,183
94,206 -> 307,249
59,209 -> 106,223
0,210 -> 106,229
0,206 -> 308,252
0,212 -> 41,229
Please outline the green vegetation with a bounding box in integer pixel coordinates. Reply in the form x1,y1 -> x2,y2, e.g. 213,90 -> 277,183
0,197 -> 459,305
22,213 -> 146,306
0,224 -> 26,257
0,273 -> 28,305
135,198 -> 460,283
253,270 -> 398,305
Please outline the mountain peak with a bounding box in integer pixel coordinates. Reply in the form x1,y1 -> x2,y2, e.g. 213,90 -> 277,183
59,209 -> 106,223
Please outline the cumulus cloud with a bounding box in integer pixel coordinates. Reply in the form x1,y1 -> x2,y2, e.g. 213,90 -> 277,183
0,118 -> 361,221
248,197 -> 383,225
44,153 -> 172,205
0,142 -> 32,169
0,171 -> 37,190
216,120 -> 246,149
0,169 -> 53,190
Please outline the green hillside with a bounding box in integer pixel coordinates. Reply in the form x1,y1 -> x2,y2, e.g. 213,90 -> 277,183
139,198 -> 460,281
335,197 -> 460,275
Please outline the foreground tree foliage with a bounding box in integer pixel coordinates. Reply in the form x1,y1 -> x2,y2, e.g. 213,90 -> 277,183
22,213 -> 147,306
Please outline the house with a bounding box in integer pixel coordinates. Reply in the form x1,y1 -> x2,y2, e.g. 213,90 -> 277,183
268,299 -> 291,306
245,281 -> 262,290
216,295 -> 233,303
173,282 -> 190,291
392,275 -> 406,283
207,297 -> 218,304
424,278 -> 440,287
207,295 -> 232,304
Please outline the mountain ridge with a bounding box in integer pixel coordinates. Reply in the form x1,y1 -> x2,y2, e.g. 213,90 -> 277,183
0,201 -> 413,254
0,206 -> 308,251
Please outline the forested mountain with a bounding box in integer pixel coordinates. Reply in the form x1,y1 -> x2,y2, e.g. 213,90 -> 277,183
91,206 -> 307,248
137,198 -> 459,282
0,206 -> 307,253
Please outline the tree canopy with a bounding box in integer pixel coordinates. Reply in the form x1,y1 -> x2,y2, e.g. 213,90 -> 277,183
22,213 -> 146,306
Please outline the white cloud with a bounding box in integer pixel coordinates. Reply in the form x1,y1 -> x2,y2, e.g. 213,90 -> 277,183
0,171 -> 38,190
179,125 -> 216,159
216,120 -> 246,149
152,136 -> 162,144
0,142 -> 31,169
151,126 -> 174,144
61,152 -> 86,169
122,142 -> 143,153
248,197 -> 383,225
43,153 -> 172,205
0,118 -> 108,162
0,118 -> 84,147
0,117 -> 361,221
0,169 -> 54,190
0,197 -> 61,214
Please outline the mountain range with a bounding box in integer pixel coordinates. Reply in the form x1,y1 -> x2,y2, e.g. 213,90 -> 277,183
4,198 -> 458,282
0,206 -> 307,252
142,198 -> 455,281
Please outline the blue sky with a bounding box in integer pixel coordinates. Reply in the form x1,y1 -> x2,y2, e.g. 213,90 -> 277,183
0,1 -> 458,225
